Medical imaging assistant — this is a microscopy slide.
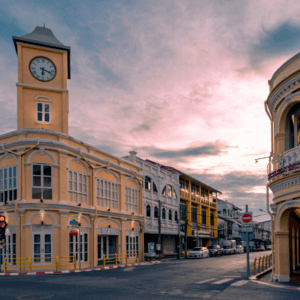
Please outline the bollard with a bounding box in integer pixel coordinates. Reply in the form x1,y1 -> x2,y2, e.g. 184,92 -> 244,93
74,255 -> 77,271
29,256 -> 32,273
126,253 -> 128,265
4,257 -> 7,273
136,252 -> 138,263
253,258 -> 257,275
262,256 -> 265,271
103,254 -> 106,267
258,257 -> 261,273
115,253 -> 117,266
56,256 -> 59,272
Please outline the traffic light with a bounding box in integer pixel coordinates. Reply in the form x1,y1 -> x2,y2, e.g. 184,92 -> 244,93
0,215 -> 7,242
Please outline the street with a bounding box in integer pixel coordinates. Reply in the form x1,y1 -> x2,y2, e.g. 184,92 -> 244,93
1,250 -> 299,299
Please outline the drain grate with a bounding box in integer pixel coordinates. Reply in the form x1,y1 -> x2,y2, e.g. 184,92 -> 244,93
16,294 -> 54,300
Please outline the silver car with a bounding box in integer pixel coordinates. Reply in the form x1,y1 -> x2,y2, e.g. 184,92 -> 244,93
235,245 -> 244,254
188,247 -> 209,259
223,246 -> 235,254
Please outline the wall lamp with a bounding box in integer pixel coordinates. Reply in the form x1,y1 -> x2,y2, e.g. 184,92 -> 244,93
107,209 -> 110,211
40,209 -> 45,225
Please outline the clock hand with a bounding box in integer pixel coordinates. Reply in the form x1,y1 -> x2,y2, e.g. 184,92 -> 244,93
40,67 -> 45,76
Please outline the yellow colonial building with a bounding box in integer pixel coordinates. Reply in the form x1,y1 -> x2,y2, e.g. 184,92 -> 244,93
0,26 -> 144,270
179,173 -> 221,249
266,51 -> 300,282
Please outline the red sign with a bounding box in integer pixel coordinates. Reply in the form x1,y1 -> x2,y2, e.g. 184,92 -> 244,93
69,229 -> 78,236
242,213 -> 252,224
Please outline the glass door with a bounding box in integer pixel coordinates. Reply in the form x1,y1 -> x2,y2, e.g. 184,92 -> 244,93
32,226 -> 52,264
97,235 -> 117,265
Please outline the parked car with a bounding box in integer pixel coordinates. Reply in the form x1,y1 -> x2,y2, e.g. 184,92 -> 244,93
235,245 -> 244,254
187,247 -> 209,259
208,245 -> 223,256
257,246 -> 265,251
266,245 -> 272,250
223,246 -> 235,254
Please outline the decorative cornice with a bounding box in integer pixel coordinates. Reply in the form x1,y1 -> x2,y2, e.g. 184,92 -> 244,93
269,74 -> 300,116
0,202 -> 144,220
0,130 -> 142,177
270,175 -> 300,193
17,82 -> 68,93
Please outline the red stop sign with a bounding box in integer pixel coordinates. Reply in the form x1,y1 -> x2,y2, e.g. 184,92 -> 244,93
242,213 -> 252,224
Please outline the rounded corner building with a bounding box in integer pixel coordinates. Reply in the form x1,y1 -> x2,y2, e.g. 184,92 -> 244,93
266,52 -> 300,282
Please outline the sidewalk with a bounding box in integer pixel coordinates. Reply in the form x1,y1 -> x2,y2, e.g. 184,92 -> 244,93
250,268 -> 300,290
0,260 -> 163,276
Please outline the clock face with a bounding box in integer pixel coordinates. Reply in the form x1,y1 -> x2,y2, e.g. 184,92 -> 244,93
29,56 -> 56,82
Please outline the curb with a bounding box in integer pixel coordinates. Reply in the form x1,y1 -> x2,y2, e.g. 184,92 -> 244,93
0,261 -> 162,276
249,267 -> 300,290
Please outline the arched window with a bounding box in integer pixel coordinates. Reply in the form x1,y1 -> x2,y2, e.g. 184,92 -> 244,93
162,186 -> 166,196
145,176 -> 151,191
173,190 -> 177,199
286,103 -> 300,150
153,182 -> 157,193
146,204 -> 151,217
154,206 -> 158,218
175,211 -> 178,221
162,185 -> 172,197
162,208 -> 166,219
169,209 -> 172,220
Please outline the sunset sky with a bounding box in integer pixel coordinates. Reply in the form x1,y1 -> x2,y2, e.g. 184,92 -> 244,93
1,0 -> 300,221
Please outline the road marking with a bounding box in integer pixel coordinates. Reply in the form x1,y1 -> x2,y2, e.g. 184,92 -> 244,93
195,278 -> 216,284
221,276 -> 241,278
231,280 -> 249,286
212,278 -> 234,284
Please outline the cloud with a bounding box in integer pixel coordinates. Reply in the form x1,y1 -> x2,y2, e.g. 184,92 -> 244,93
147,140 -> 235,160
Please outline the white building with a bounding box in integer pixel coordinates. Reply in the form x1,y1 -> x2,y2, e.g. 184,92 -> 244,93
123,151 -> 180,257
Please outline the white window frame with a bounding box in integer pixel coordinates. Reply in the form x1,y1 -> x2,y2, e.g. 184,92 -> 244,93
0,165 -> 17,203
69,231 -> 88,262
126,231 -> 139,258
125,187 -> 138,213
36,102 -> 51,123
68,170 -> 88,205
31,225 -> 53,264
96,179 -> 119,209
0,226 -> 17,266
32,164 -> 53,200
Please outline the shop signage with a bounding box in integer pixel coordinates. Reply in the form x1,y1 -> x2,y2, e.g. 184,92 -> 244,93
69,229 -> 78,236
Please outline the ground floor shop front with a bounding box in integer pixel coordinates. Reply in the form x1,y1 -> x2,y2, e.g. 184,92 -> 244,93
0,206 -> 144,271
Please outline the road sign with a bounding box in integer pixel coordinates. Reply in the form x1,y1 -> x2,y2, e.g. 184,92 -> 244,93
242,225 -> 253,232
241,212 -> 253,225
0,243 -> 5,250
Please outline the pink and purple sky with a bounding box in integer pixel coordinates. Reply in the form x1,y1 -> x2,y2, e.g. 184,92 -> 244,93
2,0 -> 300,221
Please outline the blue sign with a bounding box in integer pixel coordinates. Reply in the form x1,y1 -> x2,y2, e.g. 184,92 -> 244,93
241,232 -> 254,241
70,219 -> 79,226
148,242 -> 155,254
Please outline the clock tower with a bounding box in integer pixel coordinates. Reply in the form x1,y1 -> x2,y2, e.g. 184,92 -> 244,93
12,26 -> 71,134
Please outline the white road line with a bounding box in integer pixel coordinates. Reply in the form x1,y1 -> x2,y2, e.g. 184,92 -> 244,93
221,276 -> 242,278
195,278 -> 216,284
212,278 -> 234,284
231,280 -> 249,286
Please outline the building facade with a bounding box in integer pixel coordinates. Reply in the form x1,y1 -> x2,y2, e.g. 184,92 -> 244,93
266,50 -> 300,282
217,199 -> 242,246
0,26 -> 144,270
179,173 -> 221,249
123,154 -> 180,257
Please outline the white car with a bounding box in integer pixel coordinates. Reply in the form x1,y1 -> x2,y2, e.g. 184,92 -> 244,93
235,245 -> 244,254
223,246 -> 235,254
187,247 -> 209,259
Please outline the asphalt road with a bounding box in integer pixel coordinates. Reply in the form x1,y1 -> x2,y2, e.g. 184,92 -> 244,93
1,250 -> 299,300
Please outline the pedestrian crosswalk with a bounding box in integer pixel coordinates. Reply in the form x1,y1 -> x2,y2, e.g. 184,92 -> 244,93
195,277 -> 248,287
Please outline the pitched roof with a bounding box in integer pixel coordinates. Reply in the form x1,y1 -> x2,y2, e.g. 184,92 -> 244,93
12,26 -> 71,79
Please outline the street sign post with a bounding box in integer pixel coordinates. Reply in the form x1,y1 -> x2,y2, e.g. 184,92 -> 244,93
244,206 -> 251,278
242,225 -> 253,232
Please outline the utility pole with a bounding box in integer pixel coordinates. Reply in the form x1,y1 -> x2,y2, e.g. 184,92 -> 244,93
196,210 -> 199,247
158,200 -> 161,260
184,215 -> 188,259
246,205 -> 250,278
178,218 -> 181,259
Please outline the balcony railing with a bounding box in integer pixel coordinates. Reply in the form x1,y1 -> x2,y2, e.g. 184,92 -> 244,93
268,147 -> 300,180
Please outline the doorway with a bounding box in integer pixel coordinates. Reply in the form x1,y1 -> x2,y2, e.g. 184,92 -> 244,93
97,235 -> 117,265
